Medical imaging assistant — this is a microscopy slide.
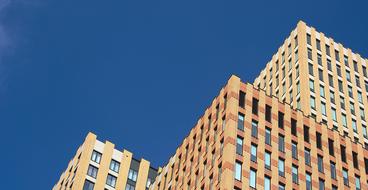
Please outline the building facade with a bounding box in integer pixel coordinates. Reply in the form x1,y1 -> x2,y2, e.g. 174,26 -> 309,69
151,75 -> 368,190
253,21 -> 368,146
53,133 -> 158,190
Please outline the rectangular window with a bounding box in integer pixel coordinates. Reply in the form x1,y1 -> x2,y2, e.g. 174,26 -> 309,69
106,174 -> 117,188
352,119 -> 358,132
91,150 -> 102,164
251,144 -> 257,162
265,151 -> 271,170
330,91 -> 335,104
265,127 -> 271,145
292,165 -> 298,184
328,139 -> 334,156
309,63 -> 314,76
350,102 -> 356,115
319,69 -> 324,81
344,55 -> 349,67
238,113 -> 244,131
309,79 -> 315,92
278,135 -> 285,152
306,173 -> 312,190
278,158 -> 285,177
320,85 -> 325,98
304,125 -> 310,142
305,148 -> 311,166
235,161 -> 242,181
310,96 -> 316,110
335,50 -> 340,62
363,65 -> 367,77
251,120 -> 258,138
265,105 -> 272,122
343,168 -> 349,186
330,162 -> 337,180
83,180 -> 95,190
291,119 -> 297,136
356,176 -> 361,190
327,59 -> 332,71
87,165 -> 98,179
307,34 -> 311,45
278,112 -> 284,129
264,176 -> 271,190
317,53 -> 322,65
292,141 -> 298,159
249,169 -> 257,188
331,108 -> 337,121
239,91 -> 245,108
341,145 -> 347,163
316,39 -> 321,50
252,98 -> 259,115
318,155 -> 324,173
353,152 -> 359,169
128,169 -> 138,182
236,137 -> 243,155
316,132 -> 322,149
321,102 -> 327,116
326,45 -> 330,56
110,160 -> 120,173
365,158 -> 368,174
319,179 -> 325,190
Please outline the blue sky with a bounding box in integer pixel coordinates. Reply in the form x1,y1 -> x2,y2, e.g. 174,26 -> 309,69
1,0 -> 367,189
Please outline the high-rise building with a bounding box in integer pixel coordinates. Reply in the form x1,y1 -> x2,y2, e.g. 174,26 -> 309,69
53,133 -> 158,190
151,75 -> 368,190
254,21 -> 368,145
54,21 -> 368,190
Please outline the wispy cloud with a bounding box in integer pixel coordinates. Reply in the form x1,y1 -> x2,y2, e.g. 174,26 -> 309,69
0,0 -> 12,60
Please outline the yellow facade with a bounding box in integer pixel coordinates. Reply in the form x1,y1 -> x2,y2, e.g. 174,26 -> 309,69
53,133 -> 158,190
254,21 -> 368,146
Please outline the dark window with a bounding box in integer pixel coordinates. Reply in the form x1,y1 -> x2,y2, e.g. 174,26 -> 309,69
364,158 -> 368,174
328,139 -> 334,156
308,63 -> 314,76
239,91 -> 246,108
304,125 -> 310,142
316,132 -> 322,149
265,105 -> 272,123
291,118 -> 297,136
353,152 -> 359,169
292,141 -> 298,159
326,45 -> 330,56
318,69 -> 324,81
278,135 -> 285,152
238,113 -> 244,131
251,120 -> 258,138
307,34 -> 311,45
316,39 -> 321,50
341,145 -> 347,163
83,180 -> 95,190
265,127 -> 271,145
318,155 -> 324,173
278,112 -> 284,129
252,98 -> 259,115
335,50 -> 340,62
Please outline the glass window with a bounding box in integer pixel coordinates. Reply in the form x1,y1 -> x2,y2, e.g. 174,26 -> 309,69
265,128 -> 271,145
320,85 -> 325,97
110,160 -> 120,173
330,91 -> 335,104
83,180 -> 95,190
265,176 -> 271,190
319,69 -> 324,81
128,169 -> 138,182
335,50 -> 340,62
292,165 -> 298,184
307,34 -> 311,45
318,155 -> 324,173
305,148 -> 311,166
350,102 -> 356,115
292,142 -> 298,159
278,135 -> 285,152
265,151 -> 271,170
316,39 -> 321,50
91,150 -> 102,164
235,161 -> 242,181
278,158 -> 285,177
252,98 -> 259,115
251,120 -> 258,138
326,45 -> 330,56
352,119 -> 357,133
106,174 -> 117,188
318,53 -> 322,65
356,176 -> 361,190
306,173 -> 312,190
249,169 -> 257,188
236,137 -> 243,155
309,79 -> 315,92
279,183 -> 285,190
251,144 -> 257,162
342,113 -> 347,127
331,108 -> 337,121
330,162 -> 336,179
321,102 -> 326,116
309,63 -> 314,75
310,96 -> 316,110
125,184 -> 135,190
238,113 -> 244,131
319,179 -> 325,190
87,165 -> 98,179
347,70 -> 351,81
343,168 -> 349,186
